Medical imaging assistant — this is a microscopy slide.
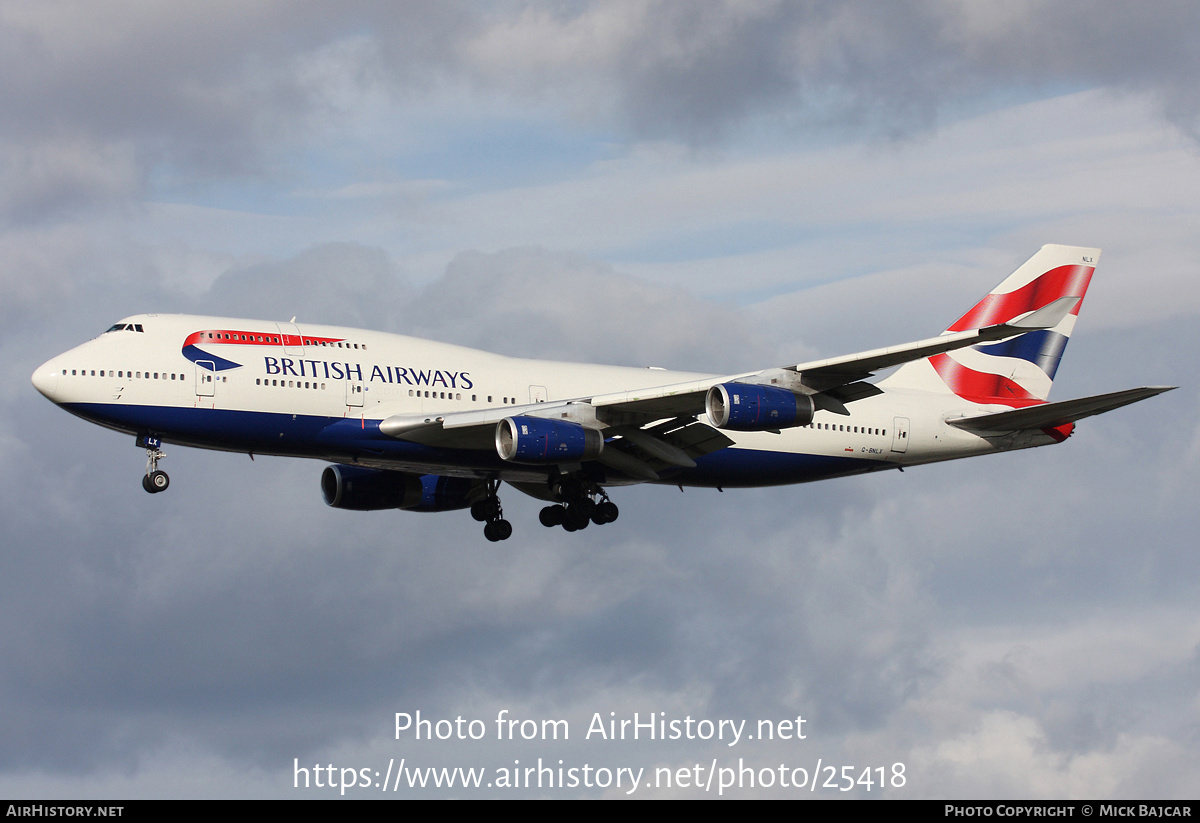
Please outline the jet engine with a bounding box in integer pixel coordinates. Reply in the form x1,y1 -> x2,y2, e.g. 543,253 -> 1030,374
706,383 -> 815,431
321,465 -> 475,512
495,416 -> 604,464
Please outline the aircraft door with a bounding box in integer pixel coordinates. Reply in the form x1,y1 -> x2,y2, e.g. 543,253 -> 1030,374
346,380 -> 364,407
195,361 -> 216,397
276,322 -> 304,357
891,417 -> 910,453
529,385 -> 548,403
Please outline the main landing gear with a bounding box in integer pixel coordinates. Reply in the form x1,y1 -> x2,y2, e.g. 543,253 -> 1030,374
538,476 -> 619,532
469,476 -> 619,540
138,435 -> 169,494
470,479 -> 512,542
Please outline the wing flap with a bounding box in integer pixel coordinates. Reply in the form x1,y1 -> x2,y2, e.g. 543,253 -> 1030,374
602,417 -> 734,478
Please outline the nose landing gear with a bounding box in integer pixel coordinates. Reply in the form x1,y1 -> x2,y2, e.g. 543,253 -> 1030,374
138,435 -> 169,494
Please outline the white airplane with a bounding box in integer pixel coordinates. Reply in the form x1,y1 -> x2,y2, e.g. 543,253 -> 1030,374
31,245 -> 1172,541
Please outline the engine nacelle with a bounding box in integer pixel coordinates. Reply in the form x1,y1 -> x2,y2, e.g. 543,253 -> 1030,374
706,383 -> 815,431
321,465 -> 474,512
496,416 -> 604,464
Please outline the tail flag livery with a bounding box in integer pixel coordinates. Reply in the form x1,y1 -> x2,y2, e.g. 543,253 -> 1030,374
881,245 -> 1098,406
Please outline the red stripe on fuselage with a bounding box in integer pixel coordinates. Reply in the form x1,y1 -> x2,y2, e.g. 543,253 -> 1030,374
182,330 -> 345,348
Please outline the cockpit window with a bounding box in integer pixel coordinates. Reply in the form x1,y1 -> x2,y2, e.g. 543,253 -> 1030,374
103,323 -> 145,333
105,324 -> 127,333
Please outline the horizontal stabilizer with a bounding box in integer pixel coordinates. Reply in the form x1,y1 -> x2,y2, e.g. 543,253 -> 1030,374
947,386 -> 1175,432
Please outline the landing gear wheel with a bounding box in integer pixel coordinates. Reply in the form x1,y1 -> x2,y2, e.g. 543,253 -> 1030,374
484,518 -> 513,542
565,506 -> 591,531
549,475 -> 619,532
141,438 -> 169,494
593,500 -> 618,525
478,480 -> 513,541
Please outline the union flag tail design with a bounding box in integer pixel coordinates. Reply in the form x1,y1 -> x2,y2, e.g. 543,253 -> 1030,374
880,245 -> 1098,406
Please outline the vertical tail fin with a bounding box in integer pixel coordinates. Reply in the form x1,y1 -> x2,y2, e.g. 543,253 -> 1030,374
879,245 -> 1099,406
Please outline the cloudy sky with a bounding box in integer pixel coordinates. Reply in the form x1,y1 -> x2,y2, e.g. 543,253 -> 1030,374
2,1 -> 1198,798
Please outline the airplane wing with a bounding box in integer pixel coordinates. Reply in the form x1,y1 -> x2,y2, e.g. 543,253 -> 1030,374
945,386 -> 1176,433
580,294 -> 1082,419
377,297 -> 1081,470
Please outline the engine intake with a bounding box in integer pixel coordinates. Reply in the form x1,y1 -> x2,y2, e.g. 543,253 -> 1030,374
706,383 -> 815,431
496,416 -> 604,464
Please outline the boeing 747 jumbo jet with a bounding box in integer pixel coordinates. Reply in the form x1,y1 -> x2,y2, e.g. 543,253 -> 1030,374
32,245 -> 1172,541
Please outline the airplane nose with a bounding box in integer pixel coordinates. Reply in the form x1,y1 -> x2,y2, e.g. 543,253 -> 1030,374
31,361 -> 60,401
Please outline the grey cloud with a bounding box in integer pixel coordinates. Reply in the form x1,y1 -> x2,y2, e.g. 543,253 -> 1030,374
605,1 -> 952,138
10,1 -> 1200,227
407,247 -> 771,373
620,1 -> 1200,139
454,2 -> 1200,140
199,242 -> 412,330
190,244 -> 770,373
1,4 -> 362,158
0,2 -> 479,219
0,140 -> 140,226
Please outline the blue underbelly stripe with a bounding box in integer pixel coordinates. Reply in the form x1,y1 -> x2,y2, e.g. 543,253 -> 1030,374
63,402 -> 884,487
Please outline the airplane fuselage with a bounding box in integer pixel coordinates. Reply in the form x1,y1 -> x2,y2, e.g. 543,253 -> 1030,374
31,313 -> 1013,490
